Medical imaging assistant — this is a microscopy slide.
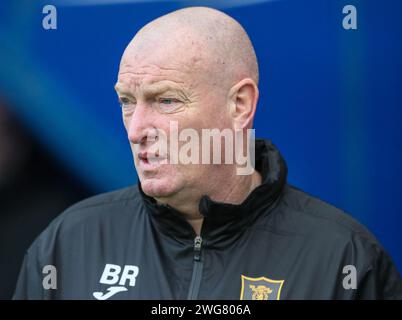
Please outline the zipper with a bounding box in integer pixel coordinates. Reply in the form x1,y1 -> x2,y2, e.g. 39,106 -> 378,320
187,235 -> 203,300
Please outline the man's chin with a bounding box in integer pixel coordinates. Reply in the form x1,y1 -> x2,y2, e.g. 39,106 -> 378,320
140,178 -> 178,198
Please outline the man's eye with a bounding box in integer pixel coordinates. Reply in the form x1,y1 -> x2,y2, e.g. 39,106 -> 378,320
157,98 -> 182,113
119,98 -> 135,109
160,98 -> 174,105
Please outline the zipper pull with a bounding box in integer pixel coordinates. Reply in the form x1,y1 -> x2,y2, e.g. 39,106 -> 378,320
193,235 -> 203,261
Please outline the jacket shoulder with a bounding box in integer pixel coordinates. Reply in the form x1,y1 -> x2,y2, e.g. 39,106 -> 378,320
276,184 -> 376,241
268,185 -> 402,298
64,185 -> 141,214
266,184 -> 385,268
26,185 -> 143,255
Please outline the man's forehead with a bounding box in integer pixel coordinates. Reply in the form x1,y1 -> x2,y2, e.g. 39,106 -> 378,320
119,31 -> 208,83
116,56 -> 203,94
120,43 -> 204,75
114,79 -> 184,95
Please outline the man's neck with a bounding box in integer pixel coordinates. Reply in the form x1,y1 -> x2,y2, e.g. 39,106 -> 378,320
158,169 -> 262,236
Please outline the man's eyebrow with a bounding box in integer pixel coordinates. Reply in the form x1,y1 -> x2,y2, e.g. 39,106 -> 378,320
114,82 -> 184,99
114,83 -> 132,95
143,84 -> 181,96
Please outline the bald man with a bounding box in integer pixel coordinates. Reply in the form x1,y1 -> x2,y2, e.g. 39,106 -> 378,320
14,7 -> 401,300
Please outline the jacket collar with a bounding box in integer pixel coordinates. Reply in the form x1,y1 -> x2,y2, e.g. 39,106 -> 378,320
138,139 -> 287,246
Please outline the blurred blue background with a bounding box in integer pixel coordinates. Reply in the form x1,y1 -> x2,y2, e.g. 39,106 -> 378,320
0,0 -> 401,278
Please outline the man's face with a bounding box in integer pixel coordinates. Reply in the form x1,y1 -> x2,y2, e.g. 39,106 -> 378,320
116,47 -> 233,201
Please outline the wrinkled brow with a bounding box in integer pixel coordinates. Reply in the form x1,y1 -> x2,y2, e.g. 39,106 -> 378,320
114,82 -> 184,97
114,83 -> 132,96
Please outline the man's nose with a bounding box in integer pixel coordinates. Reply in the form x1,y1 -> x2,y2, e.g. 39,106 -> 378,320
127,104 -> 157,145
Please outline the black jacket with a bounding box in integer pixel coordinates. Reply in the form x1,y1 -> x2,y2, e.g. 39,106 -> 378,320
13,140 -> 402,299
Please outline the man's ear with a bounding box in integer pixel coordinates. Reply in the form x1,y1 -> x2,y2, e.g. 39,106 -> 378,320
228,78 -> 259,130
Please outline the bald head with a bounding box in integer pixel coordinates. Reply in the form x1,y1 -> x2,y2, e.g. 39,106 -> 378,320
121,7 -> 259,88
117,7 -> 261,211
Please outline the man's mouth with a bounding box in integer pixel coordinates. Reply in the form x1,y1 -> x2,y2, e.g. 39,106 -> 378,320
138,152 -> 150,164
138,151 -> 167,166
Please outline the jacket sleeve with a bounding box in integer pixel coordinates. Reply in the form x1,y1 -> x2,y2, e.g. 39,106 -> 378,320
13,250 -> 45,300
353,234 -> 402,299
13,219 -> 60,300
